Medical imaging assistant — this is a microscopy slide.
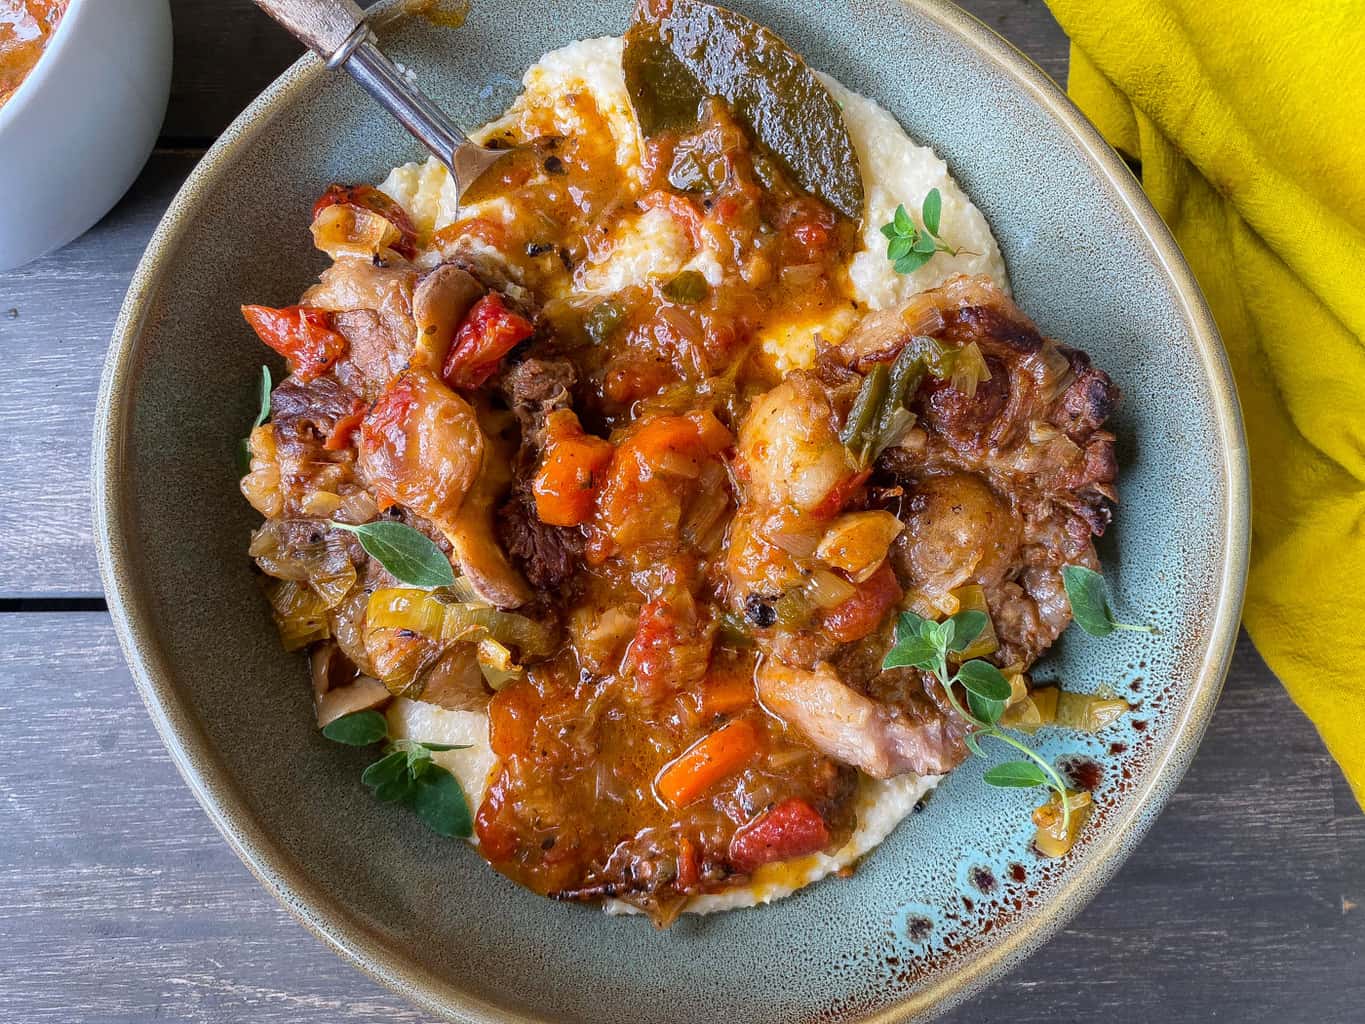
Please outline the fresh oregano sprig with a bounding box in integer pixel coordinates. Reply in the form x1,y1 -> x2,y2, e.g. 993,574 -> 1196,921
237,364 -> 272,476
1061,565 -> 1155,637
883,608 -> 1074,835
323,709 -> 473,838
880,188 -> 961,274
330,520 -> 456,589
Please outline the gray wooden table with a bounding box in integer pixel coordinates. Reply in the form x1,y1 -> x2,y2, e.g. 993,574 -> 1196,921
1,2 -> 1360,1021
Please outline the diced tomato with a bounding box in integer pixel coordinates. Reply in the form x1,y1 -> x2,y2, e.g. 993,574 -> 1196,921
312,183 -> 418,260
819,561 -> 903,644
625,592 -> 711,699
241,304 -> 349,382
532,410 -> 615,527
324,399 -> 368,451
791,220 -> 830,257
358,375 -> 416,456
728,798 -> 830,873
441,292 -> 535,390
433,216 -> 506,253
487,682 -> 542,760
810,468 -> 872,520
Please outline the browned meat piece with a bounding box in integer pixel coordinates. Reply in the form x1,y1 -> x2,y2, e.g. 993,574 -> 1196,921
333,309 -> 412,398
843,274 -> 1119,535
300,260 -> 419,400
269,375 -> 361,444
500,356 -> 577,440
844,274 -> 1120,669
495,495 -> 583,591
493,357 -> 584,593
756,660 -> 960,778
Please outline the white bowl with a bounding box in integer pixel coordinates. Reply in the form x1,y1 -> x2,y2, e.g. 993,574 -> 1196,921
0,0 -> 172,271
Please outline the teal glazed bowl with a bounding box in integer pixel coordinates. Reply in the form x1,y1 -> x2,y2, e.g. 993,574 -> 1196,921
94,1 -> 1249,1021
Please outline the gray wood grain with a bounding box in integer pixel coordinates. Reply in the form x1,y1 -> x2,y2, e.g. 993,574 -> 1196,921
0,616 -> 1358,1023
0,153 -> 200,599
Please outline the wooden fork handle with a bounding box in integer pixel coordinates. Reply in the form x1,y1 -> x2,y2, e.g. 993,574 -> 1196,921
254,0 -> 367,60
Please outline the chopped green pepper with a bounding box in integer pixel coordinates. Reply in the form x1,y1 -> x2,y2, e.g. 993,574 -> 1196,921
585,299 -> 626,344
663,270 -> 709,304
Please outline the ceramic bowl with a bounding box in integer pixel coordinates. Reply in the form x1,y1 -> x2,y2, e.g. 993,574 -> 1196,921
0,0 -> 172,271
94,1 -> 1249,1020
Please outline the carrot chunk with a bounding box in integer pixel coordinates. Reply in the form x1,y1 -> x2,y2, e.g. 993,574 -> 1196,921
656,719 -> 758,809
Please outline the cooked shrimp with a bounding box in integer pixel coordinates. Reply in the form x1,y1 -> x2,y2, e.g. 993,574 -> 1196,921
735,374 -> 857,513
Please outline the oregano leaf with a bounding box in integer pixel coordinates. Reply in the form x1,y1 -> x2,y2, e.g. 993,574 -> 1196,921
331,521 -> 455,589
982,760 -> 1050,788
956,660 -> 1012,702
410,764 -> 474,838
321,709 -> 388,746
922,187 -> 942,236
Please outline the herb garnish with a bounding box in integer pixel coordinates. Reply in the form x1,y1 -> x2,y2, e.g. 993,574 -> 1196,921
880,188 -> 960,274
883,608 -> 1075,835
324,710 -> 473,838
330,520 -> 456,589
321,709 -> 387,745
237,364 -> 272,476
1061,565 -> 1155,637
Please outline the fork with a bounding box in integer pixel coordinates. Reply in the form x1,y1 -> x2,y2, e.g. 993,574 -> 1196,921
254,0 -> 508,200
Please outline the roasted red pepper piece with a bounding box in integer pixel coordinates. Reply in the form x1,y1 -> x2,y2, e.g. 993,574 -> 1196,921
441,292 -> 534,390
312,183 -> 419,260
728,797 -> 830,873
241,304 -> 349,382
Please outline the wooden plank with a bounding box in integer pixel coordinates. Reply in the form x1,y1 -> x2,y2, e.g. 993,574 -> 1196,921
0,153 -> 201,598
0,615 -> 1358,1022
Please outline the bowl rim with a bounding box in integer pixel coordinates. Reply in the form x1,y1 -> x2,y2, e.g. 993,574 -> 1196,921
92,1 -> 1251,1021
0,0 -> 86,136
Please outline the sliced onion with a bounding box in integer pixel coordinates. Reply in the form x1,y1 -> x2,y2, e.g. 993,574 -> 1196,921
337,489 -> 379,524
949,341 -> 992,399
240,426 -> 282,518
1028,420 -> 1062,444
309,561 -> 357,609
654,447 -> 702,479
366,588 -> 556,658
898,295 -> 948,338
768,523 -> 821,559
267,579 -> 330,651
315,675 -> 389,728
311,203 -> 403,262
780,262 -> 823,287
477,637 -> 523,691
804,569 -> 857,609
300,490 -> 343,518
816,511 -> 904,583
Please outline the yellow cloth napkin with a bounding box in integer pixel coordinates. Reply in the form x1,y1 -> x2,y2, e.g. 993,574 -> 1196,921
1043,1 -> 1365,804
